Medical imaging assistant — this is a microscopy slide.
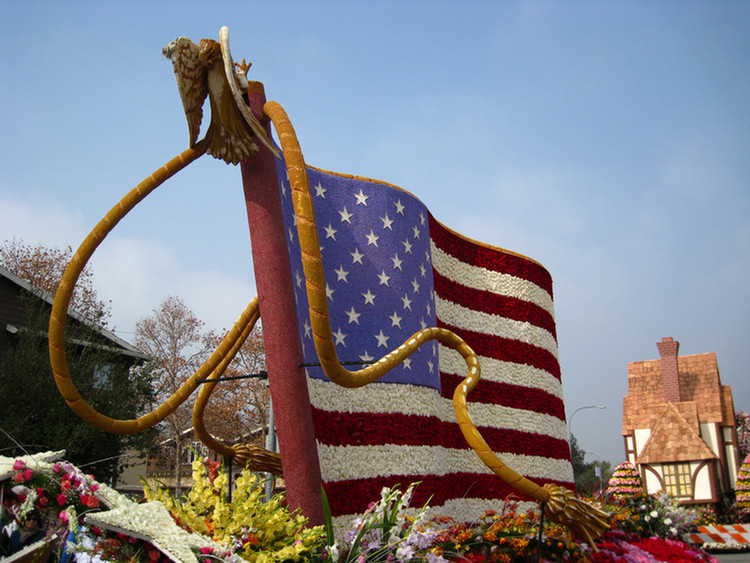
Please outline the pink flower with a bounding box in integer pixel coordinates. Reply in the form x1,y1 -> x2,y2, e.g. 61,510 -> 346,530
23,469 -> 33,481
199,547 -> 213,555
90,483 -> 99,493
57,493 -> 67,506
52,463 -> 61,473
12,460 -> 26,470
58,511 -> 69,524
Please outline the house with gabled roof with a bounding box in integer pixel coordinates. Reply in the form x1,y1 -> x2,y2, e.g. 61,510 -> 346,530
0,264 -> 147,363
622,337 -> 740,504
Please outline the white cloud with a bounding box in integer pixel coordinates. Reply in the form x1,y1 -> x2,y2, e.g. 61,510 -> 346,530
0,194 -> 258,342
175,269 -> 257,334
0,193 -> 87,249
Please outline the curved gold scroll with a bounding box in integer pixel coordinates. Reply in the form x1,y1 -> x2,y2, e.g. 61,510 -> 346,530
46,138 -> 280,471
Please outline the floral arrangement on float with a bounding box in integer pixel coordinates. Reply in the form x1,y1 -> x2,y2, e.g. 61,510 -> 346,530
736,454 -> 750,509
606,462 -> 643,501
0,452 -> 721,563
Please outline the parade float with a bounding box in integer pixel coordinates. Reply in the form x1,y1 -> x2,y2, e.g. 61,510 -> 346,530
0,27 -> 723,562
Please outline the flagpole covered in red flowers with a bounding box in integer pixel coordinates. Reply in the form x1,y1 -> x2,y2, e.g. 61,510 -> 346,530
240,81 -> 324,525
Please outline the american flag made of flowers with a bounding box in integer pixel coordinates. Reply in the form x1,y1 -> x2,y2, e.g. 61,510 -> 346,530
277,160 -> 573,523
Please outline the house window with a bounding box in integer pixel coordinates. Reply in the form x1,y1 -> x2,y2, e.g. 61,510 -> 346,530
92,364 -> 113,389
663,463 -> 692,498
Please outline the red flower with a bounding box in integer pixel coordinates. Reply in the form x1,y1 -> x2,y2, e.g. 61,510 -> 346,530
36,488 -> 46,497
57,493 -> 67,505
206,461 -> 220,484
86,495 -> 100,508
60,480 -> 72,492
12,460 -> 26,471
148,550 -> 161,561
23,469 -> 33,481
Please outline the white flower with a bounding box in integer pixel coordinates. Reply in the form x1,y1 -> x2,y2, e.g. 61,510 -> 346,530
396,543 -> 415,562
663,518 -> 672,526
650,510 -> 659,518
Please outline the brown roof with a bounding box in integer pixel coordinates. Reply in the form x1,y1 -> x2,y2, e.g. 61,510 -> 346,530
637,402 -> 717,463
623,351 -> 735,433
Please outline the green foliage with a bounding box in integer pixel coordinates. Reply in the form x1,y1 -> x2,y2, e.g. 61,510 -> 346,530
0,294 -> 153,483
143,456 -> 324,563
569,435 -> 613,495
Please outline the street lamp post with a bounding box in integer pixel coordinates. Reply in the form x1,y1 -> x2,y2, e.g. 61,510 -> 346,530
567,404 -> 606,457
585,451 -> 603,496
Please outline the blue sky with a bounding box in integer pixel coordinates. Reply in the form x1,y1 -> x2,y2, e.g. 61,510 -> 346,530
2,1 -> 748,465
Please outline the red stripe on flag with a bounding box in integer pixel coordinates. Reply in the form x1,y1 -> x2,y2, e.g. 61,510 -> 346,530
433,270 -> 557,338
311,408 -> 571,459
437,321 -> 561,380
322,472 -> 570,517
439,373 -> 565,419
429,215 -> 553,296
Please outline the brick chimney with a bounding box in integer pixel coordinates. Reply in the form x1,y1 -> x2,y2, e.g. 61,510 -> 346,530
657,336 -> 681,403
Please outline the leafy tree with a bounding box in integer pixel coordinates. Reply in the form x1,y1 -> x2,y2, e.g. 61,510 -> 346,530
134,296 -> 213,490
0,293 -> 153,484
570,434 -> 613,495
134,296 -> 271,490
1,239 -> 110,326
203,324 -> 270,444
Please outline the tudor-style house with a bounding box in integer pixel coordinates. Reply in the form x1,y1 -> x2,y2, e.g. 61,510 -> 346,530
622,337 -> 740,504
